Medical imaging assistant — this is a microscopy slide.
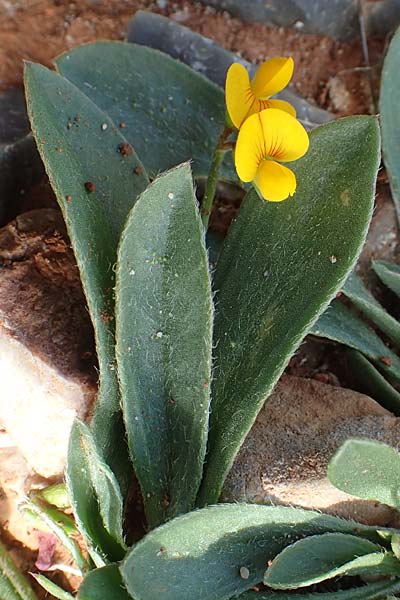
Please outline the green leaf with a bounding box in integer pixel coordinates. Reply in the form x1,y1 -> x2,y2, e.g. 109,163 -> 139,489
198,116 -> 380,505
374,260 -> 400,298
30,574 -> 74,600
346,349 -> 400,414
78,565 -> 132,600
121,503 -> 382,600
20,495 -> 88,573
0,539 -> 38,600
115,163 -> 213,528
264,533 -> 399,589
312,299 -> 400,383
380,25 -> 400,220
24,62 -> 149,493
328,438 -> 400,509
38,483 -> 70,509
239,579 -> 400,600
67,420 -> 126,562
343,271 -> 400,347
56,41 -> 235,180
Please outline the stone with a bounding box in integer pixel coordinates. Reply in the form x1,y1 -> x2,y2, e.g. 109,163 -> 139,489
127,11 -> 333,128
197,0 -> 360,41
223,375 -> 400,527
0,88 -> 44,227
364,0 -> 400,37
0,209 -> 96,478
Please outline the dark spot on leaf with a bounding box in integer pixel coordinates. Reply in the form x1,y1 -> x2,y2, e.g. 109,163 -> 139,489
85,181 -> 96,193
119,142 -> 133,156
65,194 -> 72,202
119,122 -> 127,129
133,166 -> 143,176
379,355 -> 393,366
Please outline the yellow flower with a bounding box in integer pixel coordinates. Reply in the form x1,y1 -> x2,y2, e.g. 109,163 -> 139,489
235,108 -> 309,202
226,57 -> 296,129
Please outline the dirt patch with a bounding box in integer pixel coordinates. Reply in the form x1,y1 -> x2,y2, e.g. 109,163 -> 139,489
0,1 -> 385,116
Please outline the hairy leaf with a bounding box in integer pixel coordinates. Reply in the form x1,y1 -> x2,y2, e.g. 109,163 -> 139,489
67,421 -> 126,562
56,41 -> 235,180
343,271 -> 400,347
198,116 -> 380,504
264,533 -> 399,589
24,63 -> 149,493
374,260 -> 400,298
116,164 -> 213,528
78,565 -> 131,600
346,349 -> 400,414
380,25 -> 400,221
239,579 -> 400,599
328,438 -> 400,509
121,504 -> 381,600
0,539 -> 38,600
312,299 -> 400,383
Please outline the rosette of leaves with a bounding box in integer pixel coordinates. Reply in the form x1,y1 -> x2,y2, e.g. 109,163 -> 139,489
21,39 -> 390,598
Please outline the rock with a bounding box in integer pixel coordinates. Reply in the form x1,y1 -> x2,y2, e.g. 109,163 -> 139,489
364,0 -> 400,37
0,88 -> 44,227
127,11 -> 333,128
0,209 -> 96,478
0,431 -> 44,551
223,375 -> 400,526
197,0 -> 360,41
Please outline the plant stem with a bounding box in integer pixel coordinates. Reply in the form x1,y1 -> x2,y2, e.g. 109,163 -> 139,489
201,127 -> 232,229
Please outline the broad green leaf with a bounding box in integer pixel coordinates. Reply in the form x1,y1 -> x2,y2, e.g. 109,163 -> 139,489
78,565 -> 131,600
380,25 -> 400,220
30,574 -> 74,600
374,260 -> 400,298
346,349 -> 400,414
312,299 -> 400,383
0,539 -> 38,600
239,579 -> 400,600
328,438 -> 400,509
198,116 -> 380,504
56,41 -> 235,180
24,62 -> 149,494
343,271 -> 400,347
115,163 -> 213,528
264,533 -> 399,589
121,504 -> 382,600
67,421 -> 126,562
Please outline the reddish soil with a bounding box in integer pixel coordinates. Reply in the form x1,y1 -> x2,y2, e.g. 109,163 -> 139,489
0,0 -> 385,115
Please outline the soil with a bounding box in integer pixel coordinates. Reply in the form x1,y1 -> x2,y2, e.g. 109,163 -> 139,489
0,0 -> 396,597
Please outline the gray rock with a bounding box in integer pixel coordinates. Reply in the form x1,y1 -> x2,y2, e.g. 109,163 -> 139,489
197,0 -> 360,40
127,11 -> 333,128
0,209 -> 96,478
0,88 -> 44,226
224,375 -> 400,527
364,0 -> 400,38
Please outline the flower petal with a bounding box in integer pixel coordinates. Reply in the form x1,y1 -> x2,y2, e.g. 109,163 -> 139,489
258,108 -> 309,162
234,109 -> 267,182
265,98 -> 296,117
225,63 -> 254,129
254,160 -> 296,202
251,57 -> 294,99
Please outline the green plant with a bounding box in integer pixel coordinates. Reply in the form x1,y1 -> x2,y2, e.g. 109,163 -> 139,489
311,264 -> 400,414
16,39 -> 392,598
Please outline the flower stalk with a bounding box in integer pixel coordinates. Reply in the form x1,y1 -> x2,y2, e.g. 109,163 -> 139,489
201,127 -> 233,229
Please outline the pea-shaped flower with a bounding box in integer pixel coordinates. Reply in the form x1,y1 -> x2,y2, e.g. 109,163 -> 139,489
235,108 -> 309,202
226,57 -> 295,129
